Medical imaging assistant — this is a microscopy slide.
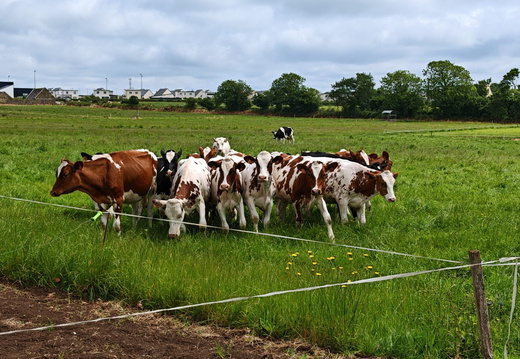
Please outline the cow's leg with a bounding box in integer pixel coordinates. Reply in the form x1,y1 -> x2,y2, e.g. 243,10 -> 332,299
317,198 -> 334,241
113,203 -> 123,235
262,198 -> 273,229
337,199 -> 351,225
131,201 -> 144,228
293,202 -> 303,227
197,199 -> 207,232
245,197 -> 260,232
237,199 -> 247,229
276,200 -> 287,221
216,201 -> 230,233
356,204 -> 367,224
145,195 -> 154,227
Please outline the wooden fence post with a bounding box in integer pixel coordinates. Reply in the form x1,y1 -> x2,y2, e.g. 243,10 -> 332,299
469,250 -> 494,359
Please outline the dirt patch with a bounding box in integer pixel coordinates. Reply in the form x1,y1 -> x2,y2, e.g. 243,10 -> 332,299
0,277 -> 389,358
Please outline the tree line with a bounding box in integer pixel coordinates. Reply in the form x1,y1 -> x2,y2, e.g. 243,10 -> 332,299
200,60 -> 520,122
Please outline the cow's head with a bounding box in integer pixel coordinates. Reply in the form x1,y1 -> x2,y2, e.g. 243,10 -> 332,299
212,137 -> 230,156
208,157 -> 245,192
153,198 -> 186,238
373,170 -> 398,202
50,159 -> 83,197
160,149 -> 183,177
297,160 -> 338,196
245,151 -> 273,182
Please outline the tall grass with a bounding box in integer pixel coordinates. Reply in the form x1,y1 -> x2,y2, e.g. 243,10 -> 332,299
1,105 -> 519,358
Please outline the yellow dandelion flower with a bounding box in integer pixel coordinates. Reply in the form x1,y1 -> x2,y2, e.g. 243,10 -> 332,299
316,272 -> 322,276
367,265 -> 373,269
363,253 -> 369,257
331,267 -> 336,270
311,269 -> 315,272
285,267 -> 290,270
291,253 -> 298,257
347,252 -> 353,256
347,280 -> 352,283
374,272 -> 380,275
297,272 -> 302,276
341,285 -> 347,288
327,256 -> 335,261
349,258 -> 353,261
339,266 -> 344,270
351,271 -> 358,275
307,250 -> 312,254
312,262 -> 317,265
308,254 -> 314,258
287,262 -> 293,265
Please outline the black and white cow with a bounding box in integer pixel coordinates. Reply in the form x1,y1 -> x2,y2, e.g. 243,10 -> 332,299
156,149 -> 183,199
272,127 -> 295,143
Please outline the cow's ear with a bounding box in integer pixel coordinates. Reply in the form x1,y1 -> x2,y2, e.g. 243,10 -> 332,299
244,155 -> 255,164
73,161 -> 84,171
175,149 -> 183,160
382,151 -> 390,160
161,149 -> 166,157
273,155 -> 283,164
208,161 -> 220,170
296,163 -> 309,173
152,199 -> 167,209
236,162 -> 246,172
393,172 -> 399,179
368,153 -> 378,160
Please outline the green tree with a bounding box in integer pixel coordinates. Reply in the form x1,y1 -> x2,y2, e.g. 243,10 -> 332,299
184,97 -> 197,110
269,73 -> 321,115
423,60 -> 477,118
485,68 -> 520,121
214,79 -> 252,112
329,73 -> 376,117
379,70 -> 425,118
197,97 -> 216,111
251,91 -> 271,111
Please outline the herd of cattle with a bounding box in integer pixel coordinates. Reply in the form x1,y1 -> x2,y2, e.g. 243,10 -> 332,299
50,128 -> 398,242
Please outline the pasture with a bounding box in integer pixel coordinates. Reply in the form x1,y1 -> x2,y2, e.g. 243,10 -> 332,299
1,105 -> 520,358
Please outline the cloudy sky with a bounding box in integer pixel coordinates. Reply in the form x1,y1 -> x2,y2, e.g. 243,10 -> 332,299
2,0 -> 519,95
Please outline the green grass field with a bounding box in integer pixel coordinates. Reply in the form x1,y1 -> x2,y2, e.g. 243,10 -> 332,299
1,105 -> 519,358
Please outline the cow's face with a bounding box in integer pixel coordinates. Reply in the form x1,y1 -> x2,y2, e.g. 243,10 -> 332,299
255,151 -> 273,182
212,137 -> 229,156
161,149 -> 183,177
154,198 -> 186,238
50,160 -> 83,197
209,158 -> 244,192
376,170 -> 398,202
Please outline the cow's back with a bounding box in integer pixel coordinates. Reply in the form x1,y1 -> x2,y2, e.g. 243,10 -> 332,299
109,150 -> 157,198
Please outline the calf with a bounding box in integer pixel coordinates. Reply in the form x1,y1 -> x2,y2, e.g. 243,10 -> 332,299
152,157 -> 212,238
240,151 -> 276,232
272,126 -> 295,143
50,149 -> 157,234
208,156 -> 246,233
212,137 -> 231,156
272,155 -> 338,241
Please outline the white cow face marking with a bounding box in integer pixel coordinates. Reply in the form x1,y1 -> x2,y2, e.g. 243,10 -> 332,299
256,151 -> 272,182
163,199 -> 186,238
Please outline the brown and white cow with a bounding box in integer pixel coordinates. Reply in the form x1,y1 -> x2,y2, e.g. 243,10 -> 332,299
272,155 -> 338,241
152,157 -> 212,238
208,156 -> 246,233
240,151 -> 276,232
320,158 -> 398,224
212,137 -> 231,156
50,149 -> 158,233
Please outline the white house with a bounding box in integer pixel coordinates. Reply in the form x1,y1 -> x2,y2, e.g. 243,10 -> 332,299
124,89 -> 154,100
92,88 -> 114,99
152,88 -> 174,99
172,89 -> 213,99
48,87 -> 79,100
0,82 -> 14,98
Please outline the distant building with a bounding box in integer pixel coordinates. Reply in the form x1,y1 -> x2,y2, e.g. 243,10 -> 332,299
171,89 -> 212,99
381,110 -> 397,121
14,88 -> 33,98
48,87 -> 79,100
123,88 -> 154,100
26,88 -> 55,104
0,81 -> 14,98
152,88 -> 174,99
92,88 -> 114,99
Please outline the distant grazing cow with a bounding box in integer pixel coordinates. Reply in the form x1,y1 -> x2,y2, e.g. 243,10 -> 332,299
240,151 -> 276,232
272,127 -> 295,143
212,137 -> 231,156
272,155 -> 338,241
152,157 -> 212,238
208,156 -> 246,233
50,149 -> 157,233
